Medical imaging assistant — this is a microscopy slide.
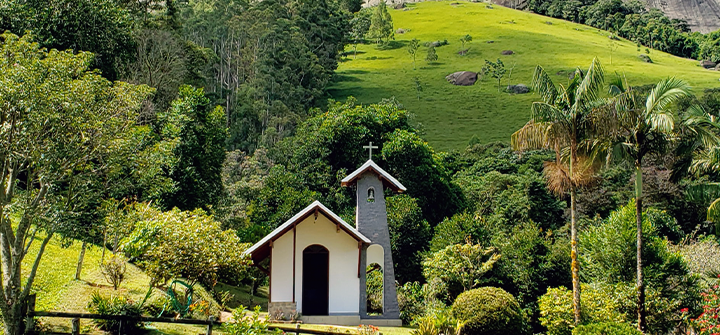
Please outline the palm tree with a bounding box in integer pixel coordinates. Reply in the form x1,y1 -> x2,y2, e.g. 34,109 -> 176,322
599,76 -> 717,331
512,57 -> 605,325
688,145 -> 720,236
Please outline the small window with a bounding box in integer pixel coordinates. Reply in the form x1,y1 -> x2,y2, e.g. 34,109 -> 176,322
367,187 -> 375,203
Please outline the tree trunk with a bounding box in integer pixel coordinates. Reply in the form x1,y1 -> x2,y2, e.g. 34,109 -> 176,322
75,242 -> 87,280
570,185 -> 581,325
3,304 -> 24,335
635,162 -> 646,332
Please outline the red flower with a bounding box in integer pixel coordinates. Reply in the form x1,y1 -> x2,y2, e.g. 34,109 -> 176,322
681,308 -> 689,313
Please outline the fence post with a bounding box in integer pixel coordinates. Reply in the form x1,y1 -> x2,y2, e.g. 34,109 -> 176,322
71,318 -> 79,335
24,294 -> 36,335
118,320 -> 123,335
206,315 -> 216,335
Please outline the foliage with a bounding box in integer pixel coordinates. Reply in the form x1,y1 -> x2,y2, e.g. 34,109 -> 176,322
538,284 -> 634,335
223,305 -> 273,335
382,129 -> 465,224
425,46 -> 438,63
358,325 -> 380,335
451,287 -> 526,335
366,265 -> 384,314
181,0 -> 349,151
350,10 -> 372,58
691,280 -> 720,335
411,310 -> 458,335
120,206 -> 251,286
481,59 -> 506,92
368,2 -> 394,44
675,237 -> 720,277
160,85 -> 226,211
459,34 -> 472,50
398,281 -> 426,325
578,200 -> 703,333
0,32 -> 152,334
387,195 -> 432,283
0,0 -> 136,80
572,322 -> 642,335
408,38 -> 420,69
88,291 -> 143,334
539,279 -> 701,335
101,255 -> 128,290
423,241 -> 501,299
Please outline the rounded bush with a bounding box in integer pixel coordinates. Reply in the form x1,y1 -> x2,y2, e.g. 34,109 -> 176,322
451,287 -> 524,335
572,322 -> 642,335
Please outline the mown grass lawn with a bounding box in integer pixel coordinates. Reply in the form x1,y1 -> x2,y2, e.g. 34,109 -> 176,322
329,0 -> 720,151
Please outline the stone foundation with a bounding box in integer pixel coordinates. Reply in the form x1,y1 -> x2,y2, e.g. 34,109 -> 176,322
268,302 -> 298,321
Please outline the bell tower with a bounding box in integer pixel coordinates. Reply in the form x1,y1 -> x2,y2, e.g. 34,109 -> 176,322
341,143 -> 405,323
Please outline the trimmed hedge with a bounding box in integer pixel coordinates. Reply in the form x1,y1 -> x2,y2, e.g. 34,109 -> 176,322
572,322 -> 642,335
451,287 -> 524,335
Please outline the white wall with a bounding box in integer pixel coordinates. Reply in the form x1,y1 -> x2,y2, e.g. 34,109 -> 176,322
367,244 -> 384,268
271,213 -> 361,315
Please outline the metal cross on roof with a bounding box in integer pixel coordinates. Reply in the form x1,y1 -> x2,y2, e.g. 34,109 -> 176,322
363,141 -> 378,160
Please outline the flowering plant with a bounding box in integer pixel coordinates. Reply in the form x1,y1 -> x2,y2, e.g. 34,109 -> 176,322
358,324 -> 380,335
692,276 -> 720,335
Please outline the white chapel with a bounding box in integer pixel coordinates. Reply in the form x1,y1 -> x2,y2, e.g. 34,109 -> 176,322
244,153 -> 404,326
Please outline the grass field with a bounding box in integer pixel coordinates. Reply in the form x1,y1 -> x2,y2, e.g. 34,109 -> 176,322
329,1 -> 720,151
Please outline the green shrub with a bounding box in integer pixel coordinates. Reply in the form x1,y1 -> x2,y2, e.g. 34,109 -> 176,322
572,322 -> 642,335
451,287 -> 525,335
87,291 -> 143,334
538,284 -> 634,335
398,281 -> 425,325
223,305 -> 273,335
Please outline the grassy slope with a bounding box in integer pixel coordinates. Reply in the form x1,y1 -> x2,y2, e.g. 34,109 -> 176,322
329,1 -> 720,151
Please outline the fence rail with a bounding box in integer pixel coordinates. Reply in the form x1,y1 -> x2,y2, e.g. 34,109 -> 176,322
24,295 -> 359,335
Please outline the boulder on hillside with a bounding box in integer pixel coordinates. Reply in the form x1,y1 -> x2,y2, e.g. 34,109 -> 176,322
446,71 -> 478,86
396,28 -> 407,34
638,54 -> 653,63
394,3 -> 405,9
701,60 -> 717,69
715,64 -> 720,71
507,84 -> 530,94
501,50 -> 514,55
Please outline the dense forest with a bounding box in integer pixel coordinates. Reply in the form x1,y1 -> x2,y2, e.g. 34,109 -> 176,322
2,0 -> 720,335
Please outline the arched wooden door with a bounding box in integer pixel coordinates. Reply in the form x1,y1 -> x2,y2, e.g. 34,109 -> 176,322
302,245 -> 329,315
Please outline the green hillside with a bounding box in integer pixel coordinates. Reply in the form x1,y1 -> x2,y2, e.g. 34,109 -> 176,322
329,1 -> 720,150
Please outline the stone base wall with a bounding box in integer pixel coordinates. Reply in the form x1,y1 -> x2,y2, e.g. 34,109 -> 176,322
268,302 -> 298,321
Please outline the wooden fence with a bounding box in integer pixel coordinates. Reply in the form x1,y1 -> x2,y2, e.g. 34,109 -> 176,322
23,295 -> 354,335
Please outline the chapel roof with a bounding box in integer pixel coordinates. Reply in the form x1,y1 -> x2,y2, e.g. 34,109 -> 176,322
340,159 -> 406,193
243,201 -> 370,264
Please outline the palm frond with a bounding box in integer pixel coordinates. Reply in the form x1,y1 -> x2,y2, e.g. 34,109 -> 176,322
543,155 -> 599,195
645,77 -> 691,117
708,197 -> 720,222
512,121 -> 550,151
647,109 -> 676,133
531,65 -> 558,104
691,146 -> 720,174
679,104 -> 720,148
687,183 -> 720,203
531,102 -> 569,124
574,57 -> 605,110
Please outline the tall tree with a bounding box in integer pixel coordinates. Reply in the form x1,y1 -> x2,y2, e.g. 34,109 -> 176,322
511,57 -> 605,325
368,2 -> 393,44
0,33 -> 151,334
161,85 -> 227,211
600,76 -> 717,331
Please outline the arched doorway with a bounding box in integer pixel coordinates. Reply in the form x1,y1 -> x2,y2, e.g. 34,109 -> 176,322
302,245 -> 329,315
